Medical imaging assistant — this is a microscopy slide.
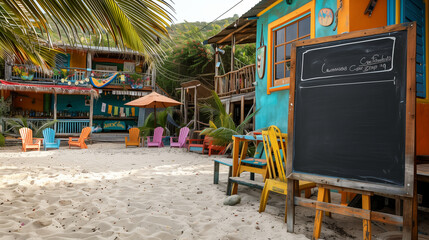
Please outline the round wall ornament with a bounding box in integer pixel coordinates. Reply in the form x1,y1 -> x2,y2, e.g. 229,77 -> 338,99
318,8 -> 334,27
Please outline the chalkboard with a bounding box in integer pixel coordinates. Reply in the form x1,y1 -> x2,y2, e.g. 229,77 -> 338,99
286,24 -> 416,197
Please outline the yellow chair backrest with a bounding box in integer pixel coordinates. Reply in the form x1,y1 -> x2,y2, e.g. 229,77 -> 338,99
129,128 -> 140,141
262,126 -> 288,181
19,127 -> 33,145
79,127 -> 91,142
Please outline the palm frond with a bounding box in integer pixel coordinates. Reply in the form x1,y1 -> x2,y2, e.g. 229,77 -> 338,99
34,120 -> 57,138
0,0 -> 174,66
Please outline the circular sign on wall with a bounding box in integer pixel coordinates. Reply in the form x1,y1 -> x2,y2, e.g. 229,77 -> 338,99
318,8 -> 334,27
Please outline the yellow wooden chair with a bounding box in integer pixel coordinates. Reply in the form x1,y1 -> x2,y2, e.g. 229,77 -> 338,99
19,127 -> 42,152
259,125 -> 316,222
125,128 -> 141,147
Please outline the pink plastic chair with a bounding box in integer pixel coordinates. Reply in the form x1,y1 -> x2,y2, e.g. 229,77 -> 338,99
170,127 -> 189,148
146,127 -> 164,147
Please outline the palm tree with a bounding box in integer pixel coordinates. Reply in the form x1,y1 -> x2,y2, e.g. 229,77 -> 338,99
200,91 -> 257,146
0,0 -> 174,69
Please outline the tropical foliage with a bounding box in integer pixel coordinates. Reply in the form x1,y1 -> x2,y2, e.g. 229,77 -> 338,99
156,17 -> 256,97
138,107 -> 174,137
5,117 -> 56,138
0,133 -> 4,147
0,0 -> 174,69
200,91 -> 257,146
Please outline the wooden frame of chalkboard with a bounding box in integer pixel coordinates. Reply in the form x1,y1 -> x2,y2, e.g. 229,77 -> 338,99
286,22 -> 416,198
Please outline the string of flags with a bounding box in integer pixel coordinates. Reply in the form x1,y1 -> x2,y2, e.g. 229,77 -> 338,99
101,102 -> 135,117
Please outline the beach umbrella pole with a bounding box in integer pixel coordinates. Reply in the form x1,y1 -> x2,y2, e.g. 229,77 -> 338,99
154,104 -> 157,127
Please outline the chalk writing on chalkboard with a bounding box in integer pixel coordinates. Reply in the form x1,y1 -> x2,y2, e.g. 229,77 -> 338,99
301,37 -> 395,81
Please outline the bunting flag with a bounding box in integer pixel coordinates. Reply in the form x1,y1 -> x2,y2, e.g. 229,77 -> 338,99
120,107 -> 124,114
101,103 -> 106,113
114,106 -> 119,116
125,108 -> 130,117
107,105 -> 112,114
90,72 -> 119,88
131,108 -> 135,116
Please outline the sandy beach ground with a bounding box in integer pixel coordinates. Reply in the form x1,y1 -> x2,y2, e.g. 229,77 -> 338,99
0,143 -> 428,240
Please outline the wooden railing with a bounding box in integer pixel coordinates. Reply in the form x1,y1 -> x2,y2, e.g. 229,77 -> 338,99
214,64 -> 255,96
55,119 -> 89,134
0,118 -> 89,135
8,64 -> 151,88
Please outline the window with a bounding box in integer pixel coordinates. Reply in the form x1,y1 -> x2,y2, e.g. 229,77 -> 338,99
266,2 -> 314,94
272,16 -> 311,87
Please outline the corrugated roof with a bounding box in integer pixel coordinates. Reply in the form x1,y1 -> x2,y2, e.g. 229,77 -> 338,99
205,19 -> 257,46
241,0 -> 279,18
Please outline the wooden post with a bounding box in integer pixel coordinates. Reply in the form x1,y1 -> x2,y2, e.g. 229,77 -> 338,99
194,86 -> 197,130
240,96 -> 245,123
253,97 -> 256,130
231,34 -> 236,72
5,57 -> 12,80
362,195 -> 371,240
86,51 -> 92,76
287,179 -> 296,231
180,87 -> 184,115
184,89 -> 188,124
89,93 -> 93,128
151,63 -> 156,89
313,187 -> 328,240
215,46 -> 219,94
53,93 -> 57,131
231,136 -> 241,195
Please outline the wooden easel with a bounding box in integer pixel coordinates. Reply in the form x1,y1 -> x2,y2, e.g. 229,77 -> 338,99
286,181 -> 417,240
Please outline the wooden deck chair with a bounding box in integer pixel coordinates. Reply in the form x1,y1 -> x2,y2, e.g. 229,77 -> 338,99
146,127 -> 164,147
207,140 -> 227,156
125,128 -> 141,147
188,135 -> 212,154
68,127 -> 91,149
259,125 -> 316,222
236,142 -> 268,180
42,128 -> 60,151
19,127 -> 42,152
170,127 -> 189,148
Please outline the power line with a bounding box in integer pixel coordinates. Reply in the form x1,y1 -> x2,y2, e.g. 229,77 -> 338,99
198,0 -> 244,33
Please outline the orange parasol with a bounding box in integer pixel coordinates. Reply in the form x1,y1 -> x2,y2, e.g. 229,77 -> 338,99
125,91 -> 181,126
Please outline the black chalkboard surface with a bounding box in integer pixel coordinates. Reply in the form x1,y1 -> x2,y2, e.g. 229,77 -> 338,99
287,24 -> 416,196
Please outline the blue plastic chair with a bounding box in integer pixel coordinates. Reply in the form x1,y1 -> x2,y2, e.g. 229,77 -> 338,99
42,128 -> 61,151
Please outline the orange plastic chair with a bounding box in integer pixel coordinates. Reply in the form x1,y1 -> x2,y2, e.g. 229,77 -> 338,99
19,127 -> 42,152
125,128 -> 141,147
68,127 -> 91,149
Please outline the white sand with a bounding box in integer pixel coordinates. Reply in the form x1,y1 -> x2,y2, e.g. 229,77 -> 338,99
0,143 -> 427,239
0,143 -> 309,240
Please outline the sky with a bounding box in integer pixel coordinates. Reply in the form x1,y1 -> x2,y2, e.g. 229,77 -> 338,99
172,0 -> 261,24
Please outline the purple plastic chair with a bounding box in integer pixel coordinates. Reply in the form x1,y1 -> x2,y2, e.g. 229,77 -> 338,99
146,127 -> 164,147
170,127 -> 189,148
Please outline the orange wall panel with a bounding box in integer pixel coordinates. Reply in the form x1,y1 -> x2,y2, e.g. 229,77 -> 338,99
417,102 -> 429,155
68,50 -> 87,68
337,0 -> 387,33
1,90 -> 11,99
349,0 -> 387,32
12,92 -> 44,112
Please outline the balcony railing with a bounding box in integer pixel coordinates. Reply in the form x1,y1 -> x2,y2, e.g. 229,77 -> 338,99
9,64 -> 151,88
214,64 -> 255,96
0,118 -> 89,135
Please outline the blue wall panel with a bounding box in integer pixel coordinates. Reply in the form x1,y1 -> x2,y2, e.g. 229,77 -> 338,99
55,93 -> 139,117
315,0 -> 337,38
255,0 -> 337,132
401,0 -> 426,98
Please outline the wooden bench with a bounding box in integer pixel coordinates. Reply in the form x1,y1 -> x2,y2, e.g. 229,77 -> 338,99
227,177 -> 265,195
213,157 -> 258,195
